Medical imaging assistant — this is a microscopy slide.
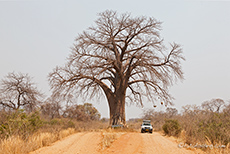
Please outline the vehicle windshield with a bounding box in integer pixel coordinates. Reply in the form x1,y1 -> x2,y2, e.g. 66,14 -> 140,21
143,123 -> 151,126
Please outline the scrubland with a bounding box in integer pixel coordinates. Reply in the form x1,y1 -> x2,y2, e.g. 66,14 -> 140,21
0,110 -> 107,154
142,100 -> 230,154
1,100 -> 230,154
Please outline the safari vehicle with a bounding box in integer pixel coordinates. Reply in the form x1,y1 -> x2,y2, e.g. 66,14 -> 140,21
141,120 -> 153,133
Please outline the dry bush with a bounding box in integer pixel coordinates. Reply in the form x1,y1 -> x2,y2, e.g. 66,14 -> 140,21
73,120 -> 108,132
141,101 -> 230,154
0,113 -> 109,154
180,106 -> 230,145
162,119 -> 182,137
178,103 -> 230,154
142,108 -> 180,132
100,131 -> 117,150
127,119 -> 142,130
0,110 -> 90,154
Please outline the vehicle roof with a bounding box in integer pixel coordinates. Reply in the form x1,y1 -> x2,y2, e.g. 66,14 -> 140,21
143,120 -> 151,123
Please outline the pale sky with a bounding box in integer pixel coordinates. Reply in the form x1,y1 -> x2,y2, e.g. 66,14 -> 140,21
1,0 -> 230,119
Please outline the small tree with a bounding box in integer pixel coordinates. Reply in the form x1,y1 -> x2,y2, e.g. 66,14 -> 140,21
202,98 -> 225,113
0,72 -> 43,112
40,100 -> 62,119
166,107 -> 178,118
63,103 -> 101,121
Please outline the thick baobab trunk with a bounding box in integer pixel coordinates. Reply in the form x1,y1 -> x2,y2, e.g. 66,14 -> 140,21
102,81 -> 126,126
109,93 -> 126,126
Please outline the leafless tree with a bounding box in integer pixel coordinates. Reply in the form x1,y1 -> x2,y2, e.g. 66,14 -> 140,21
223,101 -> 230,116
201,98 -> 225,113
0,72 -> 43,112
41,98 -> 62,119
49,10 -> 185,125
41,92 -> 75,119
166,107 -> 178,118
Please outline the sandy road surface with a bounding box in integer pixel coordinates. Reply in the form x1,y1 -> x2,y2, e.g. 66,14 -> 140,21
30,132 -> 203,154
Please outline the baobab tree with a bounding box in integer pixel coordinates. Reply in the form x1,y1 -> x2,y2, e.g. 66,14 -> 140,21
49,10 -> 185,125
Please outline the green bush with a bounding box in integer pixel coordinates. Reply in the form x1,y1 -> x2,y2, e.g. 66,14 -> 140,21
0,110 -> 43,139
162,119 -> 182,137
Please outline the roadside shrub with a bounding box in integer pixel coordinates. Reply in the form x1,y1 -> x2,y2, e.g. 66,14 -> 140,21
0,110 -> 43,139
162,119 -> 182,137
49,118 -> 62,125
198,113 -> 230,145
66,120 -> 75,128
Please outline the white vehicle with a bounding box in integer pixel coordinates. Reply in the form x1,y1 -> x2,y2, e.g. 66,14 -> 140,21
141,120 -> 153,133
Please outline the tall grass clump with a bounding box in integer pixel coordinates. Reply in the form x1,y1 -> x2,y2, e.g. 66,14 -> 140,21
0,128 -> 77,154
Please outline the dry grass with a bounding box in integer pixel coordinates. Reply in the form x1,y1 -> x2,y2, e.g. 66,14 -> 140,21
59,128 -> 76,139
0,114 -> 108,154
100,131 -> 117,150
0,128 -> 76,154
176,132 -> 230,154
0,136 -> 25,154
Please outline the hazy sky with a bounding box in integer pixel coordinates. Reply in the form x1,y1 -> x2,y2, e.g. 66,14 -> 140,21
1,0 -> 230,119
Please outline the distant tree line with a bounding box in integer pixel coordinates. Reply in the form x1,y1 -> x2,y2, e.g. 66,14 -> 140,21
142,98 -> 230,146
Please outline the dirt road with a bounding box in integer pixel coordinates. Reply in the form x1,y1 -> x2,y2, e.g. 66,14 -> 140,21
30,132 -> 203,154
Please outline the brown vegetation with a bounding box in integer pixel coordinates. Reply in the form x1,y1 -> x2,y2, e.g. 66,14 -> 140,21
142,98 -> 230,153
0,128 -> 76,154
0,104 -> 106,154
0,71 -> 106,153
